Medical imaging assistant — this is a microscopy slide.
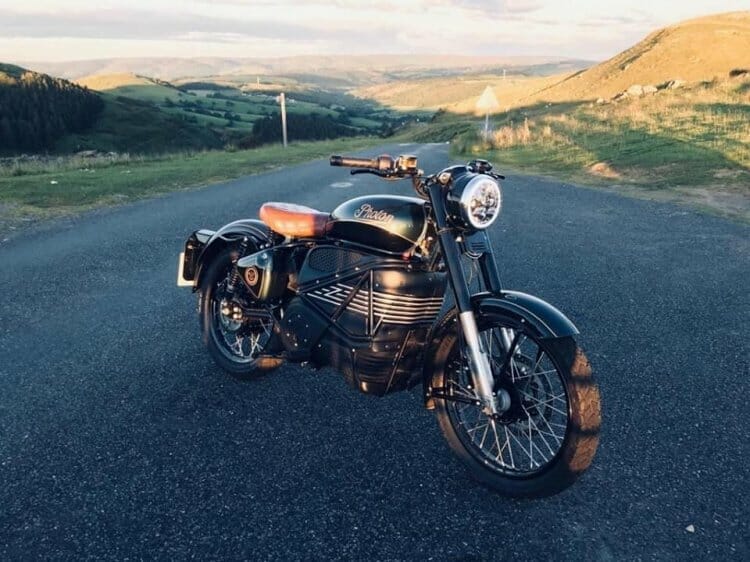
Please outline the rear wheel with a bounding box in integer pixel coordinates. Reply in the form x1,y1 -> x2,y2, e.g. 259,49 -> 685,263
433,315 -> 601,497
199,247 -> 282,379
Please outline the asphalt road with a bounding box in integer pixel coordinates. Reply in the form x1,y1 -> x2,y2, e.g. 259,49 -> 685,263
1,143 -> 748,560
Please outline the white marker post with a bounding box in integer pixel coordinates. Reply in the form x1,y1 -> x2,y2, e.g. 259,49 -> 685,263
476,86 -> 500,141
279,92 -> 288,148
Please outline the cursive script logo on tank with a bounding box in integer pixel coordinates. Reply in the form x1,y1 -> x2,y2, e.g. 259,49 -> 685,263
353,204 -> 394,224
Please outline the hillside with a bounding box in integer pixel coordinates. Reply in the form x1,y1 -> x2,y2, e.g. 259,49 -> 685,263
355,73 -> 561,112
359,11 -> 750,113
525,11 -> 750,103
75,71 -> 411,145
0,64 -> 103,152
0,63 -> 26,81
56,93 -> 223,154
2,64 -> 406,155
0,65 -> 226,155
77,72 -> 158,90
76,73 -> 185,99
76,72 -> 190,103
390,12 -> 750,220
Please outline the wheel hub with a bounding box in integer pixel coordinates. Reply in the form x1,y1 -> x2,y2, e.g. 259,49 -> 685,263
219,299 -> 244,331
492,377 -> 527,424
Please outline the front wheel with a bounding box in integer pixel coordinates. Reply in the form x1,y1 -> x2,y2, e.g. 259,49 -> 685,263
433,315 -> 601,497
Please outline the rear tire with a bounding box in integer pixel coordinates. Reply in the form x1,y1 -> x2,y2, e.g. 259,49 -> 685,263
433,314 -> 601,497
199,247 -> 282,380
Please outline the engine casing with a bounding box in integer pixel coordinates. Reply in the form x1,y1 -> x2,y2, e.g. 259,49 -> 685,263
278,245 -> 446,395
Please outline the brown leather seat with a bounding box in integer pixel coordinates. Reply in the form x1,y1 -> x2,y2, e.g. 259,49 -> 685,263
259,202 -> 329,238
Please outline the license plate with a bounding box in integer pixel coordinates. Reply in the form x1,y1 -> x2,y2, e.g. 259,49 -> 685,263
176,252 -> 193,287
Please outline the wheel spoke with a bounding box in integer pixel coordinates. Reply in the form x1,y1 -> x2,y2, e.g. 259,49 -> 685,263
210,275 -> 274,364
446,325 -> 570,476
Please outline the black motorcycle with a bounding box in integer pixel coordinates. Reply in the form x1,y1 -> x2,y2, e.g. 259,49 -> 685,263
178,153 -> 601,497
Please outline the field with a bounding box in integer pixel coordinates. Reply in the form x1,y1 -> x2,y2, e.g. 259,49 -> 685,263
0,137 -> 380,236
404,76 -> 750,220
76,73 -> 405,141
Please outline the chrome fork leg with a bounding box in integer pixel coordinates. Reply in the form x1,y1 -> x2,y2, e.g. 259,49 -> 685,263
459,311 -> 511,414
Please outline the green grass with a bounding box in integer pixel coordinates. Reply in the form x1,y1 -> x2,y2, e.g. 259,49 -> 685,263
0,138 -> 380,218
423,78 -> 750,220
107,83 -> 186,103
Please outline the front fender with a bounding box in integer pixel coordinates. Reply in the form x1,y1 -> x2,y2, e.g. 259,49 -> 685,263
195,219 -> 275,290
421,291 -> 579,405
474,291 -> 579,339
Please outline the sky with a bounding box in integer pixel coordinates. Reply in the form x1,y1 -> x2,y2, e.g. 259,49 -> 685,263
0,0 -> 747,63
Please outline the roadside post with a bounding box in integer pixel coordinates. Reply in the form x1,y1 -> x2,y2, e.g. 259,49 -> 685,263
476,86 -> 500,141
279,92 -> 288,148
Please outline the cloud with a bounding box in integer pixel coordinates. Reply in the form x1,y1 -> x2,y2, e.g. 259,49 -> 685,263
0,8 -> 322,41
3,0 -> 747,63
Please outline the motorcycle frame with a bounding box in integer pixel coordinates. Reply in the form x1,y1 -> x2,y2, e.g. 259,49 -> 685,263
183,167 -> 580,411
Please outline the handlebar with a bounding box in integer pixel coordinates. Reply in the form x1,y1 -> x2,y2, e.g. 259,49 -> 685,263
330,154 -> 396,172
330,155 -> 378,169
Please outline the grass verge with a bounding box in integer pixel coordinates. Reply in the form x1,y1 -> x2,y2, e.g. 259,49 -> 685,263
0,137 -> 380,237
413,78 -> 750,221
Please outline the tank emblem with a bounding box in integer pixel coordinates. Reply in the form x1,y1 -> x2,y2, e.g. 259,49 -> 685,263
353,204 -> 394,224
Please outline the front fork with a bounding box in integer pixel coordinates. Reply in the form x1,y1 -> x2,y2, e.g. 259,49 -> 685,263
457,311 -> 511,414
429,183 -> 511,415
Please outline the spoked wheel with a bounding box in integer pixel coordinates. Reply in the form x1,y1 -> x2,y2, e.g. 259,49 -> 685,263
200,248 -> 283,379
434,315 -> 601,497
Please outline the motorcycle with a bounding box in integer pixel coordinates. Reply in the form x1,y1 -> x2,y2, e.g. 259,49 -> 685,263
178,153 -> 601,497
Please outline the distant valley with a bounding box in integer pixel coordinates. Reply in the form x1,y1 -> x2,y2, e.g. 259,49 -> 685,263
21,55 -> 594,84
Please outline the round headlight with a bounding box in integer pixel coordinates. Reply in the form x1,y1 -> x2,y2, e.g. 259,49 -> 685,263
459,176 -> 502,229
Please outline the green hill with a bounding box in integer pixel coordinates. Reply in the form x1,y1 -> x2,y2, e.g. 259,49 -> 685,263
0,65 -> 104,152
75,72 -> 408,147
0,63 -> 27,80
0,65 -> 228,155
56,93 -> 223,154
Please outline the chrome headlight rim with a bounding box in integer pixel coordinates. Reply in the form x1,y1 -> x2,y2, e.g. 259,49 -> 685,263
458,175 -> 502,230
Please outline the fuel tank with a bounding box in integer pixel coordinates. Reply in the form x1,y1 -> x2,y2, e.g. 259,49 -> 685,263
327,195 -> 427,254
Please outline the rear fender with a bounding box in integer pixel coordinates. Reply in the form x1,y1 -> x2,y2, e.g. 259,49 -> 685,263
195,219 -> 275,291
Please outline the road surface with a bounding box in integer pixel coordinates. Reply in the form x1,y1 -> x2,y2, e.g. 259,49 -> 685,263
1,143 -> 748,560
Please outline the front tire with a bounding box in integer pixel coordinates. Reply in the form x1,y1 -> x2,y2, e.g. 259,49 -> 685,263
433,314 -> 601,497
199,247 -> 282,380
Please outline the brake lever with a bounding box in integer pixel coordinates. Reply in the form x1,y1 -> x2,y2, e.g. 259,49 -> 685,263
350,169 -> 399,179
350,169 -> 385,177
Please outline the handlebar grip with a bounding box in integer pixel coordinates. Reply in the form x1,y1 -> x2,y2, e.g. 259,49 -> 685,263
330,155 -> 378,168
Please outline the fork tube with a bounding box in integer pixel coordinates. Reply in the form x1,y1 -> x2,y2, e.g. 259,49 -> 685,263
428,183 -> 500,413
427,183 -> 472,313
478,238 -> 503,293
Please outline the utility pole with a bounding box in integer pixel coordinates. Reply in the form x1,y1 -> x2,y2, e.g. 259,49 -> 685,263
279,92 -> 288,148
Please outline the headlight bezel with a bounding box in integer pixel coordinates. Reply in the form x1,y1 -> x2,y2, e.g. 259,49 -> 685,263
457,175 -> 503,230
